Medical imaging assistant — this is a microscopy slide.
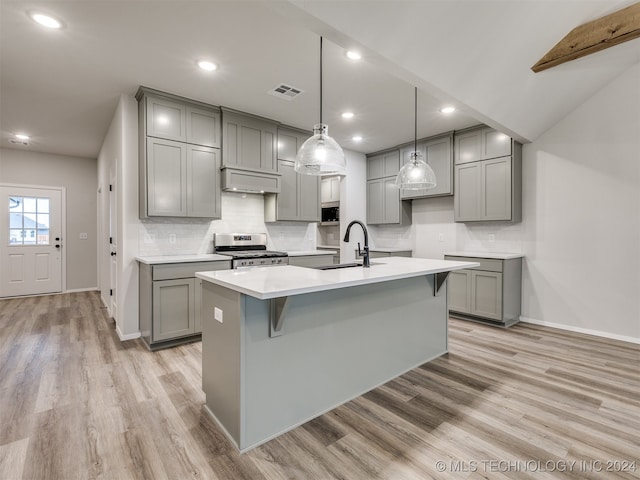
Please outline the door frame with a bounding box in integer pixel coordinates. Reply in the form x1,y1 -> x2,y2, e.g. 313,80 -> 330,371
0,182 -> 67,295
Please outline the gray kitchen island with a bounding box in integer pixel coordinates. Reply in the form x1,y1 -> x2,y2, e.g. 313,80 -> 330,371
196,256 -> 478,452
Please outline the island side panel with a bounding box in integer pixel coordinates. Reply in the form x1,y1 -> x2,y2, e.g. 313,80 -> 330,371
201,281 -> 243,444
241,275 -> 447,450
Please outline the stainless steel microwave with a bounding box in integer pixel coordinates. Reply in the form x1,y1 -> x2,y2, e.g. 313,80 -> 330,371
321,202 -> 339,223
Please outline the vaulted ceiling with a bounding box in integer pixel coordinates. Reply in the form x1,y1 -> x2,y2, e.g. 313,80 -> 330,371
1,1 -> 638,159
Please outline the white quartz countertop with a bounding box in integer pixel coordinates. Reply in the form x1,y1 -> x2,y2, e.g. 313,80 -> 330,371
287,250 -> 337,256
196,256 -> 479,300
444,251 -> 525,260
135,254 -> 231,265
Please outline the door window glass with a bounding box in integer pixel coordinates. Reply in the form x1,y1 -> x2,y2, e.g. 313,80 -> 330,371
8,196 -> 50,245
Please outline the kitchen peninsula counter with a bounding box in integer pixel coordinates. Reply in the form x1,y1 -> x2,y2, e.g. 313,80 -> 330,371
197,257 -> 477,452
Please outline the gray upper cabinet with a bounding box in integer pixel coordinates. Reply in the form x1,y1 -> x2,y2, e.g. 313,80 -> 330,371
186,106 -> 221,148
137,87 -> 222,219
264,127 -> 319,222
454,125 -> 512,164
222,109 -> 278,172
454,128 -> 482,164
188,144 -> 221,218
482,128 -> 511,160
400,133 -> 454,199
146,96 -> 187,142
366,149 -> 411,225
366,176 -> 411,226
146,138 -> 187,217
321,176 -> 340,203
454,126 -> 522,223
367,150 -> 400,180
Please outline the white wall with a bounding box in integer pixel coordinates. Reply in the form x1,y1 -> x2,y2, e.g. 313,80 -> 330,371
339,150 -> 367,263
97,94 -> 140,340
518,63 -> 639,342
0,148 -> 97,290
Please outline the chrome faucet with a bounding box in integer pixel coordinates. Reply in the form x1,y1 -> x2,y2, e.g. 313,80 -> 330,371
343,220 -> 370,268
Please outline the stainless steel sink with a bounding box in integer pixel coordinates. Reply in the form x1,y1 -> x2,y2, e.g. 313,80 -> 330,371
312,262 -> 379,270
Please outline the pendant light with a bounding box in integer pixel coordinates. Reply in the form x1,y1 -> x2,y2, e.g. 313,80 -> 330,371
395,87 -> 437,190
295,37 -> 346,176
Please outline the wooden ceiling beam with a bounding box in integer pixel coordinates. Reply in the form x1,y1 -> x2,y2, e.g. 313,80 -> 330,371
532,2 -> 640,73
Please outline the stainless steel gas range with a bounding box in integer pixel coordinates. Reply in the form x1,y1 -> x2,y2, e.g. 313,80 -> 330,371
213,233 -> 288,268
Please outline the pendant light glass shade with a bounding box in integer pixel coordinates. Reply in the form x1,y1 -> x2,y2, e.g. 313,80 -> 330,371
395,151 -> 437,190
396,87 -> 437,190
295,123 -> 346,175
295,37 -> 346,176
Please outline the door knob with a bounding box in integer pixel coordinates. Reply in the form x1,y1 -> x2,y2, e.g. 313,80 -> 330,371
111,252 -> 117,256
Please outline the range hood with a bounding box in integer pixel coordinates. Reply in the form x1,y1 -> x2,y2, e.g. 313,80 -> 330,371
221,166 -> 281,194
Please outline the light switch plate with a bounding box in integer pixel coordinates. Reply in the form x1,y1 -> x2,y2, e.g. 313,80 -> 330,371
214,307 -> 223,323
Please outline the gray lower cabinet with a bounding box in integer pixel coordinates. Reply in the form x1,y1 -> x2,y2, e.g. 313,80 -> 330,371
444,255 -> 522,326
137,87 -> 222,219
139,260 -> 231,349
152,278 -> 199,342
288,255 -> 335,267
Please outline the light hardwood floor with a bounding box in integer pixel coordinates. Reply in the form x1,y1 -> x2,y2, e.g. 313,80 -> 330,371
1,291 -> 638,479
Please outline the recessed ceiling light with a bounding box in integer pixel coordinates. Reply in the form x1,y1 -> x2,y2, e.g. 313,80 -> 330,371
341,112 -> 354,119
352,135 -> 363,142
346,50 -> 362,60
15,133 -> 30,140
440,106 -> 456,114
29,12 -> 63,29
197,60 -> 218,71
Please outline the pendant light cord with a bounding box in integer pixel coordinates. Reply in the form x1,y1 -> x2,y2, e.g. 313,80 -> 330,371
414,86 -> 418,154
320,37 -> 323,125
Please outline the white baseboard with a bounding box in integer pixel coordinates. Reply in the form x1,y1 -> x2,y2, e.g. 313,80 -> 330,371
65,287 -> 98,293
116,324 -> 141,341
520,316 -> 640,345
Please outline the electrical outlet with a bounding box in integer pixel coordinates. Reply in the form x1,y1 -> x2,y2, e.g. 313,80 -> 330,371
144,233 -> 155,244
169,233 -> 177,244
278,231 -> 284,241
438,233 -> 444,243
79,233 -> 88,240
214,307 -> 223,323
488,234 -> 495,243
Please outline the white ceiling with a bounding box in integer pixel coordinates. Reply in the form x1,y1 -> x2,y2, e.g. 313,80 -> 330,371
1,1 -> 638,159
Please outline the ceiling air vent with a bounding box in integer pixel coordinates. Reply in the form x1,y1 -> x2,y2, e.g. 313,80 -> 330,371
268,84 -> 304,101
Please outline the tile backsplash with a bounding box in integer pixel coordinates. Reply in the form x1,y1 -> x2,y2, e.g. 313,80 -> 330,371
138,192 -> 315,256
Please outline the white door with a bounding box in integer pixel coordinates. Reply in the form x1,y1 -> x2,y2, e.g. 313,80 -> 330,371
0,186 -> 63,297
